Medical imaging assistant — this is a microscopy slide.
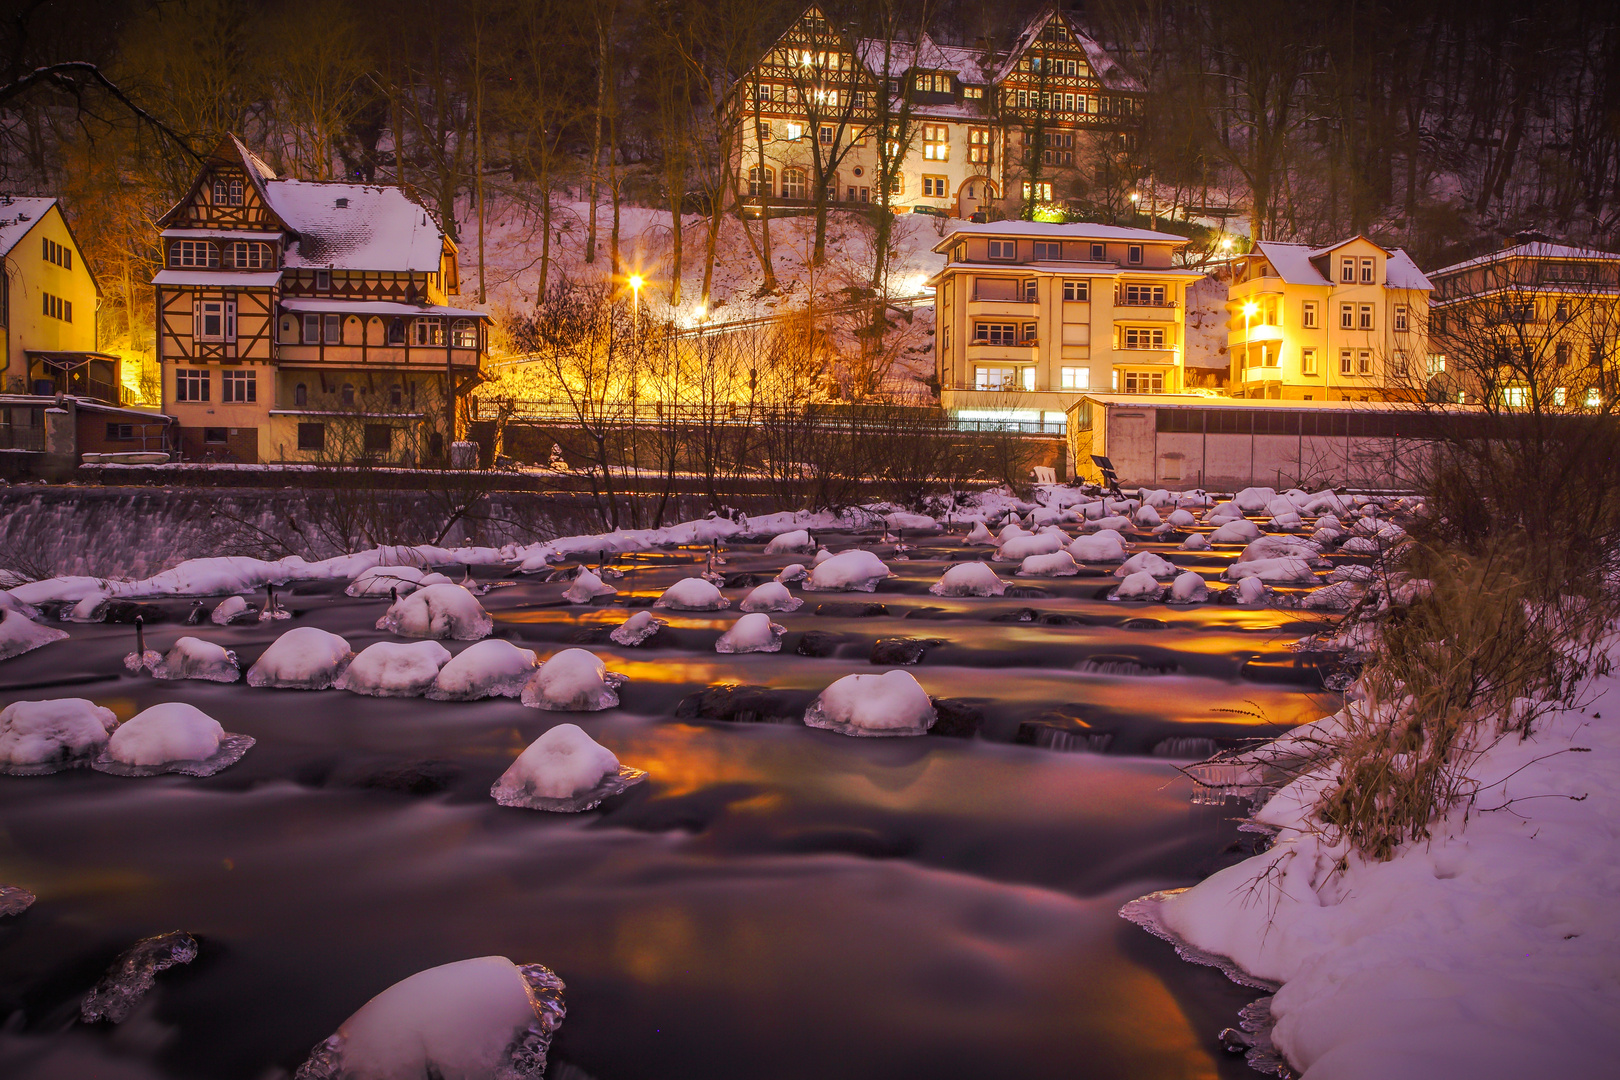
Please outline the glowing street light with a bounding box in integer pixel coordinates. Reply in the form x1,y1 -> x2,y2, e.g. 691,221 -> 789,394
628,274 -> 645,347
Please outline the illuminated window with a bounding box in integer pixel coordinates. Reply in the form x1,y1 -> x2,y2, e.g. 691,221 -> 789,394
747,166 -> 774,197
1302,301 -> 1319,328
922,124 -> 950,161
1426,353 -> 1447,376
1503,386 -> 1528,408
1021,181 -> 1053,201
975,366 -> 1017,389
1302,348 -> 1318,375
1060,366 -> 1089,389
1122,327 -> 1165,349
968,127 -> 992,164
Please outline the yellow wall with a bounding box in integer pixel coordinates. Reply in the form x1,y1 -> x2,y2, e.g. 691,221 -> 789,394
3,204 -> 98,391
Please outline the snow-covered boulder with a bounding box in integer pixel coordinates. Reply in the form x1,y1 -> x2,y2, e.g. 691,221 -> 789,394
429,640 -> 540,701
337,641 -> 453,697
1091,514 -> 1134,532
521,649 -> 624,712
1069,530 -> 1128,563
997,522 -> 1030,541
715,612 -> 786,654
94,703 -> 252,778
775,563 -> 809,584
812,548 -> 834,565
210,595 -> 254,625
1018,551 -> 1080,577
1238,536 -> 1323,563
803,670 -> 936,737
1140,488 -> 1176,509
1265,496 -> 1301,520
1113,571 -> 1164,601
961,521 -> 995,545
739,582 -> 802,613
1114,552 -> 1179,579
295,956 -> 567,1079
1168,571 -> 1211,604
654,577 -> 729,611
1233,486 -> 1278,512
0,606 -> 68,662
1166,508 -> 1197,528
803,550 -> 891,592
609,610 -> 665,647
491,724 -> 645,811
376,583 -> 493,641
884,511 -> 938,532
929,562 -> 1007,597
1181,533 -> 1212,551
1209,518 -> 1262,544
0,698 -> 118,775
994,533 -> 1065,562
1340,536 -> 1381,555
247,627 -> 354,690
763,529 -> 814,555
1222,557 -> 1319,584
1234,575 -> 1269,604
1204,500 -> 1243,524
1133,504 -> 1163,528
346,565 -> 452,598
149,637 -> 241,683
561,569 -> 617,604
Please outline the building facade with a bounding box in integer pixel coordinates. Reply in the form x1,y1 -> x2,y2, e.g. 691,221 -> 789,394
1427,241 -> 1620,409
1225,237 -> 1432,401
0,197 -> 106,397
153,136 -> 488,464
732,6 -> 1143,221
932,221 -> 1202,426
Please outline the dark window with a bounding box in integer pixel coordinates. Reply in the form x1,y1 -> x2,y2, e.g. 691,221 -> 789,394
294,383 -> 307,406
315,269 -> 332,291
203,427 -> 228,445
1208,409 -> 1252,434
387,318 -> 406,345
297,423 -> 325,451
222,369 -> 256,403
105,423 -> 134,441
341,384 -> 355,406
1156,409 -> 1205,433
389,385 -> 403,406
176,368 -> 209,402
363,425 -> 393,453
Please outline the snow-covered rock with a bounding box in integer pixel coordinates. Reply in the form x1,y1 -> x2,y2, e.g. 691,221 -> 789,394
491,724 -> 644,811
715,612 -> 786,654
1168,571 -> 1211,604
561,568 -> 617,604
775,563 -> 809,584
0,606 -> 68,662
1133,504 -> 1163,528
1140,488 -> 1176,509
1209,518 -> 1262,544
1114,552 -> 1179,579
1238,536 -> 1323,563
376,583 -> 493,641
521,649 -> 624,711
654,577 -> 729,611
884,511 -> 938,532
0,698 -> 118,775
1235,575 -> 1270,604
1270,511 -> 1305,530
1222,557 -> 1320,584
247,627 -> 353,689
148,636 -> 241,683
803,670 -> 936,737
812,547 -> 834,565
1233,486 -> 1278,512
1018,551 -> 1081,577
1340,536 -> 1381,555
1069,530 -> 1128,563
337,641 -> 453,697
1204,500 -> 1243,524
609,610 -> 665,647
346,565 -> 451,598
997,522 -> 1030,541
296,956 -> 567,1079
210,595 -> 253,624
1181,533 -> 1212,551
95,703 -> 252,777
1112,571 -> 1164,601
961,521 -> 995,545
1091,514 -> 1134,532
929,562 -> 1007,597
739,582 -> 803,613
803,549 -> 891,592
1167,508 -> 1198,528
995,533 -> 1066,563
429,640 -> 540,701
763,529 -> 815,555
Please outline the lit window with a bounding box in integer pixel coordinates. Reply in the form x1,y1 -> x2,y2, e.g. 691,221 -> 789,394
968,127 -> 992,164
452,319 -> 479,348
1394,305 -> 1408,331
1060,366 -> 1089,389
1553,387 -> 1567,407
1302,301 -> 1319,328
1503,386 -> 1528,408
975,366 -> 1017,389
1302,348 -> 1318,375
413,318 -> 444,346
1585,388 -> 1602,408
1122,327 -> 1165,349
1021,181 -> 1052,201
922,124 -> 950,160
1426,353 -> 1447,376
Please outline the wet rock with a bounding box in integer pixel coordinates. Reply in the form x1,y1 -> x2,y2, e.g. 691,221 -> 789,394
100,601 -> 168,624
81,931 -> 198,1024
990,607 -> 1039,623
622,595 -> 658,608
1121,617 -> 1166,630
813,602 -> 888,617
795,631 -> 845,658
336,759 -> 462,795
1016,710 -> 1112,752
870,637 -> 945,666
771,826 -> 916,859
0,884 -> 35,917
1004,585 -> 1053,599
1037,612 -> 1092,626
1151,736 -> 1221,758
569,625 -> 615,644
929,698 -> 986,739
674,683 -> 808,725
723,572 -> 771,588
902,606 -> 951,620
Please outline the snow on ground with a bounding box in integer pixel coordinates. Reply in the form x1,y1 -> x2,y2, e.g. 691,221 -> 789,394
1128,670 -> 1620,1080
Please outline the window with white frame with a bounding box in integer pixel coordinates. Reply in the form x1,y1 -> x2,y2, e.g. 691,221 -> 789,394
1021,181 -> 1052,201
1021,280 -> 1037,302
212,177 -> 244,206
225,242 -> 272,269
452,319 -> 478,348
1060,366 -> 1089,389
1340,303 -> 1355,329
1302,348 -> 1318,375
325,314 -> 342,344
1358,350 -> 1372,373
781,167 -> 808,201
1302,301 -> 1319,328
1122,371 -> 1164,393
1063,280 -> 1088,301
195,298 -> 236,342
1339,349 -> 1353,375
1358,304 -> 1374,330
974,322 -> 1019,345
922,124 -> 950,160
176,368 -> 209,402
1128,244 -> 1143,264
1340,257 -> 1354,283
1121,283 -> 1165,306
1394,305 -> 1408,331
1121,326 -> 1165,349
988,240 -> 1016,261
968,127 -> 991,163
1426,353 -> 1447,376
975,366 -> 1017,389
171,240 -> 218,268
1360,257 -> 1374,283
1503,385 -> 1528,408
413,318 -> 444,346
747,166 -> 774,197
922,175 -> 949,197
222,369 -> 256,403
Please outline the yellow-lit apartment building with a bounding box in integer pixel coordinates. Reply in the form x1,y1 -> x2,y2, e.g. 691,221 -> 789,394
1226,236 -> 1432,400
1,197 -> 104,395
932,221 -> 1203,427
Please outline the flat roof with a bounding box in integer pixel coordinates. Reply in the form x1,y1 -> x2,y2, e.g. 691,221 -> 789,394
1069,393 -> 1478,413
934,221 -> 1190,253
279,298 -> 488,319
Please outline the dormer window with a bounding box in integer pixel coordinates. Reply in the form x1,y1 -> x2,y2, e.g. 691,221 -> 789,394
315,269 -> 331,292
1090,243 -> 1106,261
211,178 -> 244,206
988,239 -> 1017,261
335,197 -> 349,209
913,71 -> 951,94
1128,244 -> 1143,264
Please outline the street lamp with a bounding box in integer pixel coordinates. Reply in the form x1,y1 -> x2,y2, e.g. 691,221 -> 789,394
628,274 -> 644,347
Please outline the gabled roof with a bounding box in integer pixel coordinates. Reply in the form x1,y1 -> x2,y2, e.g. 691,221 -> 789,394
1253,239 -> 1432,291
266,180 -> 446,273
857,33 -> 994,84
155,134 -> 292,231
0,196 -> 59,257
1432,241 -> 1620,278
991,9 -> 1144,92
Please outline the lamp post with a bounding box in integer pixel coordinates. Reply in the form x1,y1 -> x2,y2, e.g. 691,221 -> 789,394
628,274 -> 644,348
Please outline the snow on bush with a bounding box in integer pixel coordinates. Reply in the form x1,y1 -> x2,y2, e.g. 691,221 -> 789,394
654,577 -> 729,611
994,533 -> 1065,563
803,549 -> 891,592
803,670 -> 936,737
376,583 -> 493,640
95,702 -> 253,777
1115,552 -> 1179,579
0,698 -> 118,775
296,956 -> 567,1079
961,521 -> 995,545
609,610 -> 665,647
1181,533 -> 1212,551
739,582 -> 802,613
247,627 -> 353,690
146,637 -> 241,683
1168,571 -> 1211,604
337,641 -> 453,697
1112,571 -> 1164,601
561,568 -> 617,604
346,565 -> 451,598
491,723 -> 645,811
521,649 -> 624,711
1069,530 -> 1128,563
1209,519 -> 1262,544
210,595 -> 251,624
429,640 -> 540,701
763,529 -> 814,555
715,612 -> 786,654
0,606 -> 69,662
775,563 -> 809,584
1018,551 -> 1080,577
1222,557 -> 1320,584
929,562 -> 1007,597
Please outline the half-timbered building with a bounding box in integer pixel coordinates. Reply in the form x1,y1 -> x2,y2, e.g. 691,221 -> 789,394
153,136 -> 488,464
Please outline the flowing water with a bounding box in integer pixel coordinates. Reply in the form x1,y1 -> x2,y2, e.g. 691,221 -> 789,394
0,523 -> 1342,1079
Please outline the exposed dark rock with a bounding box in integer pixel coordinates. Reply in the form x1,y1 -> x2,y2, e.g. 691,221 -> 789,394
795,631 -> 845,657
1121,617 -> 1167,630
1004,585 -> 1052,599
100,601 -> 168,624
81,931 -> 199,1024
1037,612 -> 1092,626
870,637 -> 946,666
723,572 -> 771,588
929,697 -> 986,738
674,683 -> 808,725
569,625 -> 617,645
902,606 -> 951,620
1016,709 -> 1113,752
814,602 -> 888,617
990,607 -> 1038,623
333,759 -> 462,795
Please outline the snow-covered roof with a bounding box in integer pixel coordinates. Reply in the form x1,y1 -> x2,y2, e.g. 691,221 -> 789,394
152,270 -> 282,287
160,228 -> 282,241
280,298 -> 487,319
990,10 -> 1144,92
265,180 -> 445,273
1432,242 -> 1620,278
934,220 -> 1187,252
856,34 -> 995,84
1386,250 -> 1433,291
1073,393 -> 1475,413
1253,240 -> 1432,291
0,197 -> 56,256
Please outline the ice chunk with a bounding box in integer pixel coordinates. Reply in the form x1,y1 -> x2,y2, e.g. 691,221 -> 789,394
654,577 -> 729,610
962,521 -> 995,545
1235,575 -> 1269,604
1069,530 -> 1128,563
1114,552 -> 1178,579
337,641 -> 453,697
1181,533 -> 1212,551
561,568 -> 617,604
1113,571 -> 1165,600
609,610 -> 665,647
429,640 -> 540,701
0,884 -> 33,917
804,670 -> 936,737
295,956 -> 566,1080
0,606 -> 68,662
521,648 -> 624,711
346,565 -> 452,598
1018,550 -> 1080,577
149,636 -> 241,683
1209,518 -> 1261,544
0,698 -> 118,775
763,529 -> 814,554
247,627 -> 354,689
1133,504 -> 1163,528
803,549 -> 891,592
739,582 -> 803,613
929,562 -> 1007,597
1222,557 -> 1319,583
81,931 -> 198,1024
95,703 -> 253,777
715,612 -> 786,654
376,583 -> 493,641
1167,508 -> 1197,528
775,563 -> 808,584
994,533 -> 1065,562
491,724 -> 645,810
1168,571 -> 1211,603
210,595 -> 253,624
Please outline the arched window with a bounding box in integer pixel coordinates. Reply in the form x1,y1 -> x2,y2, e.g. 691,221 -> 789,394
294,383 -> 307,406
229,179 -> 243,205
747,166 -> 774,198
341,384 -> 355,406
781,167 -> 808,201
452,319 -> 478,348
